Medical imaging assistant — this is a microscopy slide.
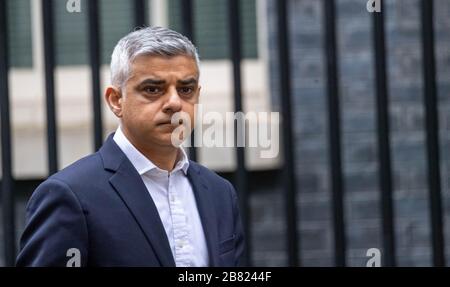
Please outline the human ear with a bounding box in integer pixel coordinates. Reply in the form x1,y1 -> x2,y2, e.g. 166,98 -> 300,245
105,86 -> 123,118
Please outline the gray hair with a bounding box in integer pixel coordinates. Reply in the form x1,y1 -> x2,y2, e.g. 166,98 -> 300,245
110,26 -> 200,89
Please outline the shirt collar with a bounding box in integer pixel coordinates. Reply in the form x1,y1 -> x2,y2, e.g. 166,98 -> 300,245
113,126 -> 190,176
174,144 -> 190,175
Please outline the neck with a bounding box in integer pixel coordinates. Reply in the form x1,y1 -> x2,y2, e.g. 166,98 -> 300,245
140,145 -> 179,171
121,128 -> 180,172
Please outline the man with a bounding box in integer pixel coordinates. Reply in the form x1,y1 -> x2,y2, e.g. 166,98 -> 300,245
16,27 -> 245,267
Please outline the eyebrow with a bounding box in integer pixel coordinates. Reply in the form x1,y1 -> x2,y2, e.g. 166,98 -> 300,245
137,78 -> 166,86
177,77 -> 198,85
137,77 -> 198,87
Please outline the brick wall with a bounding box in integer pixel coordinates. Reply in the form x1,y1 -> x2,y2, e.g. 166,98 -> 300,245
255,0 -> 450,266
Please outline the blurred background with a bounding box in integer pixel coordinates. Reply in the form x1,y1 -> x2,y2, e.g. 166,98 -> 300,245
1,0 -> 450,267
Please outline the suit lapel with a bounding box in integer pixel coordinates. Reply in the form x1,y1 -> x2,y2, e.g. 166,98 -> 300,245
187,162 -> 220,267
100,135 -> 175,267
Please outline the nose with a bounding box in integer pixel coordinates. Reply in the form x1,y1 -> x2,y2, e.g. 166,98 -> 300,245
162,86 -> 182,114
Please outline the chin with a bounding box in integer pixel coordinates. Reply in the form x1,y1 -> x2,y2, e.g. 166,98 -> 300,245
154,135 -> 179,148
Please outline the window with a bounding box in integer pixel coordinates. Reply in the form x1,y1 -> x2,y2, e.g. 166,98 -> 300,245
7,0 -> 258,67
7,0 -> 33,68
54,0 -> 137,66
54,0 -> 88,65
168,0 -> 258,60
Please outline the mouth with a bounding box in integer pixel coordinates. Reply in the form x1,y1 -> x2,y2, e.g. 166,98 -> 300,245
157,119 -> 184,126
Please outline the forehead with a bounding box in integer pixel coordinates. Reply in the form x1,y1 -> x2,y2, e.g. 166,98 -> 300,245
129,54 -> 199,80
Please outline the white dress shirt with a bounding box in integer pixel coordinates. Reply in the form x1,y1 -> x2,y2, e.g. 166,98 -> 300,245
113,126 -> 209,267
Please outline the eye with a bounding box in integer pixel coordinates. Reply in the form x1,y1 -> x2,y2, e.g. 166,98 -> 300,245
143,86 -> 161,94
178,87 -> 194,95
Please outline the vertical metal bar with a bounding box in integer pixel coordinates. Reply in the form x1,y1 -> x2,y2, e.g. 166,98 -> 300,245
42,0 -> 58,174
372,1 -> 396,267
134,0 -> 147,28
0,0 -> 17,266
181,0 -> 197,161
88,0 -> 103,150
421,0 -> 445,267
323,0 -> 346,267
227,0 -> 251,266
276,0 -> 299,267
181,0 -> 194,40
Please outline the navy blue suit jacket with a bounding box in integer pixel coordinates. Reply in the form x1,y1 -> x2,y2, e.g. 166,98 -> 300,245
16,134 -> 245,267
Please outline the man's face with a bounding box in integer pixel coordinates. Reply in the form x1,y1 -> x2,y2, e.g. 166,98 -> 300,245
110,54 -> 200,149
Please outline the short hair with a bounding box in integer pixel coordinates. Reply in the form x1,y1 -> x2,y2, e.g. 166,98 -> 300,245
110,26 -> 200,89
